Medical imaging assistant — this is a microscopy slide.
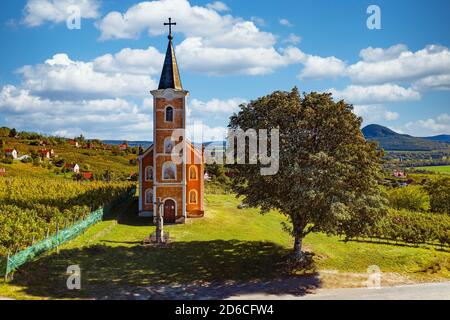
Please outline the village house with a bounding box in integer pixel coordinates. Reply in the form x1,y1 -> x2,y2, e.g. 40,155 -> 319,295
65,163 -> 80,173
393,170 -> 407,179
119,143 -> 128,151
39,149 -> 55,159
138,21 -> 204,223
82,172 -> 93,180
4,148 -> 18,159
68,140 -> 79,148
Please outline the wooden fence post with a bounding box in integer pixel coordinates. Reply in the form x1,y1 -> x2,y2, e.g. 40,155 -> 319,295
56,223 -> 59,254
4,254 -> 9,282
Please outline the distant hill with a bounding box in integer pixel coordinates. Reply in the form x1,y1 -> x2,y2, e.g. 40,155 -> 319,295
423,135 -> 450,143
362,124 -> 449,151
102,140 -> 152,149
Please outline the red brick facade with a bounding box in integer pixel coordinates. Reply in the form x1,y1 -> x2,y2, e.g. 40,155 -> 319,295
138,90 -> 205,223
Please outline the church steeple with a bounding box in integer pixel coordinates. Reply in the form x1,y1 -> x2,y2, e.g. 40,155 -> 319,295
158,18 -> 183,90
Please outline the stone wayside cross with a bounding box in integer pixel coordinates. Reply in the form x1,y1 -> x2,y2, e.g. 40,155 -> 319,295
153,197 -> 165,243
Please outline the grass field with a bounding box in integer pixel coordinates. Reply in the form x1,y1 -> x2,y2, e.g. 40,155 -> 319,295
415,165 -> 450,174
0,193 -> 448,300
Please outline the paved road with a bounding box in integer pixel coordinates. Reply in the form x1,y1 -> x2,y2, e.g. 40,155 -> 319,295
228,282 -> 450,300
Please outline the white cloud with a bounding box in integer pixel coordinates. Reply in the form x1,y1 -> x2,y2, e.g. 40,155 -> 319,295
206,1 -> 230,12
412,74 -> 450,91
17,53 -> 157,100
177,38 -> 303,75
353,105 -> 399,123
189,97 -> 246,115
329,84 -> 421,105
96,0 -> 274,48
186,122 -> 228,142
284,33 -> 301,45
0,85 -> 153,140
279,19 -> 293,27
299,55 -> 347,79
348,45 -> 450,85
93,46 -> 165,75
359,44 -> 408,62
23,0 -> 100,27
403,113 -> 450,136
250,16 -> 266,27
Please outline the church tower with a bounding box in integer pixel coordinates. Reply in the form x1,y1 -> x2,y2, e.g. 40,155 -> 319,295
138,18 -> 204,223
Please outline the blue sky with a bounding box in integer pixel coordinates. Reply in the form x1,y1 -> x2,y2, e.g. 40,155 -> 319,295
0,0 -> 449,140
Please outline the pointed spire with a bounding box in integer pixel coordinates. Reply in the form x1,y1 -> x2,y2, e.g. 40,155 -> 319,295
158,18 -> 182,90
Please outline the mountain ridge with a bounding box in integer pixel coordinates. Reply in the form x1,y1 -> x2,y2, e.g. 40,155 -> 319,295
362,124 -> 449,151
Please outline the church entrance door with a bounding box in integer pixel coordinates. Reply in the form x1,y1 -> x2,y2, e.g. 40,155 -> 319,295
164,199 -> 176,223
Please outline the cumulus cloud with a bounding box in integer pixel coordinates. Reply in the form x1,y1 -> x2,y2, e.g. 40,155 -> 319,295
403,113 -> 450,136
299,55 -> 347,80
412,74 -> 450,91
279,19 -> 293,27
189,97 -> 246,115
284,33 -> 301,45
359,44 -> 409,62
23,0 -> 100,27
186,122 -> 228,142
96,0 -> 274,48
177,38 -> 303,75
206,1 -> 230,12
329,84 -> 421,105
347,45 -> 450,85
93,46 -> 165,75
17,53 -> 157,100
353,105 -> 399,123
0,85 -> 153,140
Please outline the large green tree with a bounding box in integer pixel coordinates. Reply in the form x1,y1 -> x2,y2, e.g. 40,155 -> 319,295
228,88 -> 387,261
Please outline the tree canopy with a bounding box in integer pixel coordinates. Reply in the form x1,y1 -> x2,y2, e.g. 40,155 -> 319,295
228,88 -> 387,260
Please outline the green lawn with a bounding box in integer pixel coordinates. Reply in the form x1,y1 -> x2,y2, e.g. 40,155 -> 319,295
0,194 -> 448,299
416,165 -> 450,174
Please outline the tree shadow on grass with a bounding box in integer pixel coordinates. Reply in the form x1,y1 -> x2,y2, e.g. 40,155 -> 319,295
10,240 -> 320,300
112,198 -> 153,227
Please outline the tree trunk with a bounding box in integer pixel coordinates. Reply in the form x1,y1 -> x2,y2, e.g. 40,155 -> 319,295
293,235 -> 303,259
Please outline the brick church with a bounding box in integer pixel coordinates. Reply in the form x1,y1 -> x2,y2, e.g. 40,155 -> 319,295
138,19 -> 204,223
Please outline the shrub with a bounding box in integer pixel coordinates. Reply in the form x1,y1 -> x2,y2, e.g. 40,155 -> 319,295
388,185 -> 430,212
365,209 -> 450,247
424,176 -> 450,214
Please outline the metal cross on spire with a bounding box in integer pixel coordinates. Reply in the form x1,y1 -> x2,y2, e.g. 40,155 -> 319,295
164,17 -> 176,40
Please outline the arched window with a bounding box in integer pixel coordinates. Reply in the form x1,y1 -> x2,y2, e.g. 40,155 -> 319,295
145,189 -> 153,205
145,166 -> 153,181
189,166 -> 198,180
189,190 -> 198,204
164,137 -> 175,154
162,161 -> 177,180
165,106 -> 174,122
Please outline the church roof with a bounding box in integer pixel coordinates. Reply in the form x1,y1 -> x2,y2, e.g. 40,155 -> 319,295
158,37 -> 183,90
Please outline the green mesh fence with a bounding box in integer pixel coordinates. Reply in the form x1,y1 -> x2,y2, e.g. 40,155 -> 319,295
2,187 -> 136,278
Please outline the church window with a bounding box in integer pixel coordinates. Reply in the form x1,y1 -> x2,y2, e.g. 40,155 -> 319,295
189,166 -> 198,180
145,189 -> 153,205
189,190 -> 198,204
145,166 -> 153,181
164,137 -> 175,154
162,161 -> 177,180
165,106 -> 174,122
